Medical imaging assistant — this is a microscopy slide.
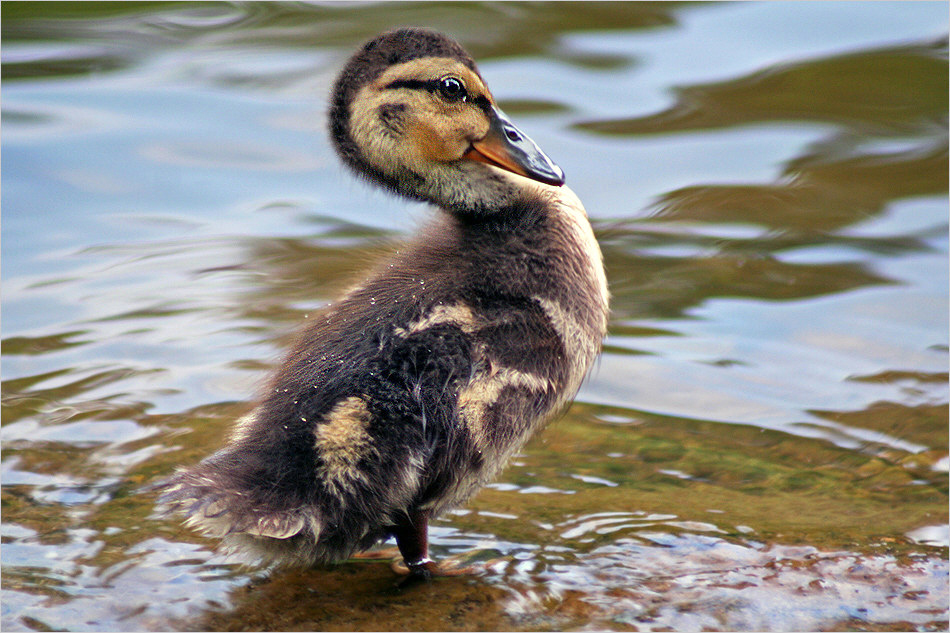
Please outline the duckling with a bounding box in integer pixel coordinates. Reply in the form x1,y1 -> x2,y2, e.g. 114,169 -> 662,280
156,28 -> 609,581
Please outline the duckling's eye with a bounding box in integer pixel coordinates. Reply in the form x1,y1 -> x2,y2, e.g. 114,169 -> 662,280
438,77 -> 467,102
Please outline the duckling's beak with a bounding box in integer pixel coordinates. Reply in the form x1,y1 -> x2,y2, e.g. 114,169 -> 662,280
464,106 -> 565,186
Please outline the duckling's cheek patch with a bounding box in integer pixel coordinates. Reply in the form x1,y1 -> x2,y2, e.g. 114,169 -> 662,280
349,88 -> 406,174
411,120 -> 458,163
436,113 -> 489,162
378,103 -> 407,136
313,397 -> 377,495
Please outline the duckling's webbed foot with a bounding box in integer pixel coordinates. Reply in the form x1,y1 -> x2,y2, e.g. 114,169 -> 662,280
348,546 -> 401,561
390,557 -> 477,579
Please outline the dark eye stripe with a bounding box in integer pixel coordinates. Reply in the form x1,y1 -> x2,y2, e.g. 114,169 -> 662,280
383,78 -> 491,111
384,78 -> 442,92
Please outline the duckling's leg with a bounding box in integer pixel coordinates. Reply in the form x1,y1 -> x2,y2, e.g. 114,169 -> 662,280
390,511 -> 477,583
391,510 -> 436,581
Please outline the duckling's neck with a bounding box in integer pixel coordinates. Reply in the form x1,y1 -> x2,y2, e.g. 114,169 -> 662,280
416,163 -> 528,216
432,175 -> 610,323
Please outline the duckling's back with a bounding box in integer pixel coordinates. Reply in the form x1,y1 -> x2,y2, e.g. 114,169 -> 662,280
157,182 -> 608,566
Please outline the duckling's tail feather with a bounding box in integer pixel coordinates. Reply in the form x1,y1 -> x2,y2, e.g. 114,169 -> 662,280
153,467 -> 330,565
158,474 -> 313,538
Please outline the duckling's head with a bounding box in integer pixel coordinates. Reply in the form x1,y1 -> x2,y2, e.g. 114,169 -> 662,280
330,28 -> 564,215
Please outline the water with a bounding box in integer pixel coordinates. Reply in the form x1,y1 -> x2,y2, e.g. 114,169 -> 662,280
2,2 -> 948,631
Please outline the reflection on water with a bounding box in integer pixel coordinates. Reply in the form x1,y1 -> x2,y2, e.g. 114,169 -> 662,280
2,2 -> 947,631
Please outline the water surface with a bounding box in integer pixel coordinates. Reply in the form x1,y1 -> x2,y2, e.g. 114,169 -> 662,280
3,2 -> 948,631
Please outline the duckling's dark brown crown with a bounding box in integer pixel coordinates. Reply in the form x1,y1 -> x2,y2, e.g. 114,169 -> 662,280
329,28 -> 479,194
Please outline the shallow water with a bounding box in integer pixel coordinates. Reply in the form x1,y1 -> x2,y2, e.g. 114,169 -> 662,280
2,2 -> 948,631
